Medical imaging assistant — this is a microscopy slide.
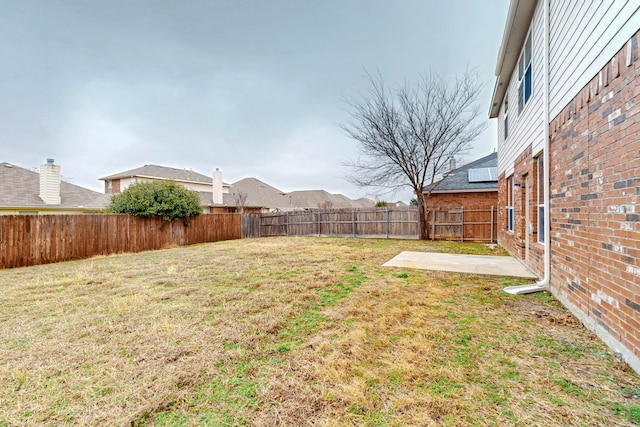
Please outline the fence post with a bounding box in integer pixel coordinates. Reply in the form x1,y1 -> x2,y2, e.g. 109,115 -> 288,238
386,207 -> 389,239
286,211 -> 289,237
352,209 -> 356,237
460,207 -> 464,242
431,209 -> 436,241
318,210 -> 321,237
490,206 -> 494,243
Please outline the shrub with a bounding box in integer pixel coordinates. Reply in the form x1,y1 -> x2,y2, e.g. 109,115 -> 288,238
109,181 -> 202,222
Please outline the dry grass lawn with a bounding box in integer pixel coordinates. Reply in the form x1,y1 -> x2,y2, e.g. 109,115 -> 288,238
0,237 -> 638,426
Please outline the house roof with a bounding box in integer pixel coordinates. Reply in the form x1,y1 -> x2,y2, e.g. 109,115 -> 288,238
100,164 -> 229,186
230,177 -> 290,209
230,177 -> 375,210
0,162 -> 109,210
288,190 -> 374,209
425,153 -> 498,193
196,192 -> 235,207
489,0 -> 537,118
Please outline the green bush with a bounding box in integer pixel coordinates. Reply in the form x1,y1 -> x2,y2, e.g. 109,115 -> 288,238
109,181 -> 202,222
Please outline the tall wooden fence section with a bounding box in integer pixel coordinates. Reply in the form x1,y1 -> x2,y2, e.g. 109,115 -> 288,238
260,208 -> 419,239
427,206 -> 497,242
255,206 -> 497,242
0,214 -> 241,269
241,213 -> 262,238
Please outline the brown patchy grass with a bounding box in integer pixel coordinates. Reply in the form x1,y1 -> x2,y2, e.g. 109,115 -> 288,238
0,237 -> 637,426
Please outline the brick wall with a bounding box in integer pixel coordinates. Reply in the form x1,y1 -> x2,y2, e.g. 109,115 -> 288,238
104,180 -> 121,194
548,33 -> 640,363
428,191 -> 497,209
497,145 -> 545,275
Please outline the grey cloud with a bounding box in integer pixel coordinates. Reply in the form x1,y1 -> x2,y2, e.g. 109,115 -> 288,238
2,0 -> 509,200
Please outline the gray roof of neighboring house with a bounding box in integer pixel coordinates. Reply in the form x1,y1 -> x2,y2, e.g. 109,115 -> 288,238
100,164 -> 229,185
0,162 -> 109,209
426,153 -> 498,193
230,177 -> 375,210
288,190 -> 374,209
196,192 -> 235,207
230,177 -> 290,209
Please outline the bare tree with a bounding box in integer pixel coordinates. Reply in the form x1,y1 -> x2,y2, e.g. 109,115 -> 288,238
233,191 -> 248,214
340,70 -> 486,239
318,200 -> 333,209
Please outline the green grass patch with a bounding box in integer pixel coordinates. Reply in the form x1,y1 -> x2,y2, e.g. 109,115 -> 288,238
611,403 -> 640,424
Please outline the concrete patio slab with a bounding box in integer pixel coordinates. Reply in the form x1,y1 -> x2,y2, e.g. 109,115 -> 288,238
382,251 -> 538,279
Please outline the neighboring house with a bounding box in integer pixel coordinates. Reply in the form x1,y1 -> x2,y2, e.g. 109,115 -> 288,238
231,177 -> 375,211
230,177 -> 292,211
100,166 -> 372,213
424,153 -> 498,209
388,201 -> 409,208
287,190 -> 373,210
99,165 -> 244,213
490,0 -> 640,372
0,159 -> 108,214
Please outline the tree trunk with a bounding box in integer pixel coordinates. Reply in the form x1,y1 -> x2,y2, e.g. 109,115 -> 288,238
416,191 -> 429,240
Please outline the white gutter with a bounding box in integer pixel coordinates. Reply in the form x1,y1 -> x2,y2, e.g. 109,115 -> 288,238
505,0 -> 550,295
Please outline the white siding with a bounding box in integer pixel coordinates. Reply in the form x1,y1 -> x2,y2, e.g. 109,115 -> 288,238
549,0 -> 640,119
498,1 -> 546,177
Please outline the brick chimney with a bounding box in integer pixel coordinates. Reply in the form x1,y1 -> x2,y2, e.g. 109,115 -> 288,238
212,168 -> 223,204
39,158 -> 61,205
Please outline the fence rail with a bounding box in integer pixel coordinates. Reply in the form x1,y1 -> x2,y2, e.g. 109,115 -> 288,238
0,214 -> 241,269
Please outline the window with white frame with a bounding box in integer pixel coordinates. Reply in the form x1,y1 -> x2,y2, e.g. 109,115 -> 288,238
107,180 -> 112,194
518,32 -> 533,112
507,175 -> 514,232
536,154 -> 545,243
504,96 -> 509,139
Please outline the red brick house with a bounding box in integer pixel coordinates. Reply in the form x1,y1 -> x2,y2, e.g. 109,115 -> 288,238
490,0 -> 640,372
425,152 -> 498,209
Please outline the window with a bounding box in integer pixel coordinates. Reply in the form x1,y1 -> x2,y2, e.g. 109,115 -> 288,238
504,96 -> 509,139
518,32 -> 533,112
107,180 -> 112,194
536,154 -> 545,243
507,175 -> 514,232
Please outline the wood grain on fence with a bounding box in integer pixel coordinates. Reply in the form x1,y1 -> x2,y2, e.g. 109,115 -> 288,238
241,213 -> 261,238
426,206 -> 497,242
0,214 -> 241,269
257,206 -> 497,242
260,208 -> 419,238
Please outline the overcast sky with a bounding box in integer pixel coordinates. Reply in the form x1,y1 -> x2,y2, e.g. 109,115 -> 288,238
2,0 -> 508,202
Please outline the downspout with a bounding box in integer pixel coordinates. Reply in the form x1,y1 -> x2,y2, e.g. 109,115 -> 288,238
505,0 -> 550,295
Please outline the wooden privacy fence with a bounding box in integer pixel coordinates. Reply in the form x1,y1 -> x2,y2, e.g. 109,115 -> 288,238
258,208 -> 419,239
248,206 -> 498,242
0,214 -> 241,269
242,213 -> 261,238
427,206 -> 497,242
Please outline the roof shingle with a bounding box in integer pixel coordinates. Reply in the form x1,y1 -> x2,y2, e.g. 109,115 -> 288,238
0,162 -> 108,209
426,153 -> 498,193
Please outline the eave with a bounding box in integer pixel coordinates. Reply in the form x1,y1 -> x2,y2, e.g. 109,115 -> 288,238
489,0 -> 538,118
